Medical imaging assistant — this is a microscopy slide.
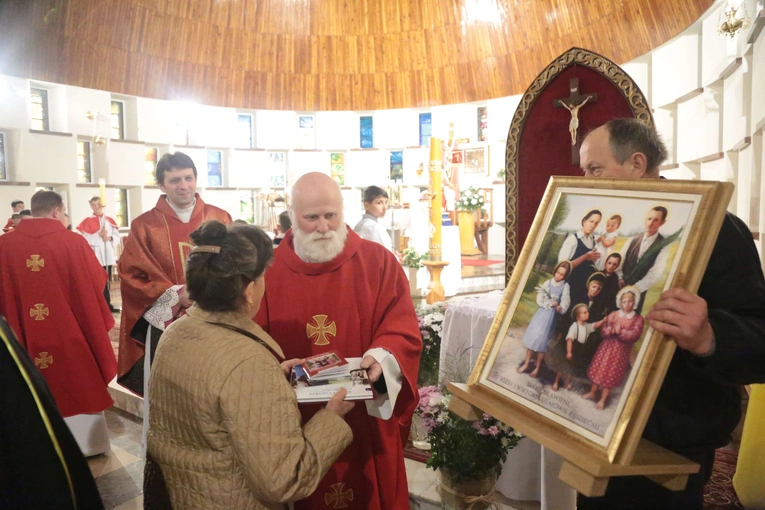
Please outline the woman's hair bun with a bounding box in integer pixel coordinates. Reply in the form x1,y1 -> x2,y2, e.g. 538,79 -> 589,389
190,220 -> 227,246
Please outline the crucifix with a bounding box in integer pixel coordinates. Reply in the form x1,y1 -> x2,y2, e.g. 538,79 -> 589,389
554,78 -> 597,164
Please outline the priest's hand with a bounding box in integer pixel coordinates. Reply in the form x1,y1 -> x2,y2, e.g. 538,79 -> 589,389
326,388 -> 354,417
179,293 -> 194,309
280,358 -> 305,377
360,355 -> 383,383
645,288 -> 715,356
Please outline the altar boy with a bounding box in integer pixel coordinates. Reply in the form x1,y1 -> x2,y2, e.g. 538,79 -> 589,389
353,185 -> 393,252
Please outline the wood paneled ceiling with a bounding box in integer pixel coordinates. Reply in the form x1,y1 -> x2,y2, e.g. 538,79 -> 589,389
0,0 -> 714,111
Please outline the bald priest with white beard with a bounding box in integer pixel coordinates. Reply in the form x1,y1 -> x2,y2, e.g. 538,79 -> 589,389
255,172 -> 422,510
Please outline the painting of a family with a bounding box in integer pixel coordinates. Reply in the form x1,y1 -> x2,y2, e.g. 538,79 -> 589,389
487,193 -> 692,439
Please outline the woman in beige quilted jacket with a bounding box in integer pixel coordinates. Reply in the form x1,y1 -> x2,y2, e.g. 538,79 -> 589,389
145,220 -> 354,509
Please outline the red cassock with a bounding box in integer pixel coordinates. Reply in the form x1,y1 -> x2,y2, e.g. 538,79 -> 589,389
0,219 -> 117,417
76,214 -> 119,234
117,195 -> 231,393
256,227 -> 422,510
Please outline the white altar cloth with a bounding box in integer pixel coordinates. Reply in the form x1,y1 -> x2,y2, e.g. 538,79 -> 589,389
439,291 -> 576,510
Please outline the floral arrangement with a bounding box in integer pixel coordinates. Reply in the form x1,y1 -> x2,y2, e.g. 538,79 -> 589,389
416,301 -> 446,387
455,186 -> 485,212
417,386 -> 523,483
402,246 -> 427,269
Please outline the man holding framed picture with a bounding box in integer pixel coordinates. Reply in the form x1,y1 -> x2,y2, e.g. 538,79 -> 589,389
577,118 -> 765,509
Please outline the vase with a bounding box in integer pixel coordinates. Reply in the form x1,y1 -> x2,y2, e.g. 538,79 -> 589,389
438,469 -> 499,510
410,413 -> 431,450
407,266 -> 420,295
457,210 -> 481,256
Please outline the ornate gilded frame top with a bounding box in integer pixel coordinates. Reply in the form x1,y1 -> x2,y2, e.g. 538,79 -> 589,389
504,47 -> 654,282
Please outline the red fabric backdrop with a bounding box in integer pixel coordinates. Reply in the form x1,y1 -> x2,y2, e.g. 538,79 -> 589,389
517,64 -> 637,250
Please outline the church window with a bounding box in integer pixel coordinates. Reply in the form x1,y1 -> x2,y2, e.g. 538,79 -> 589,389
30,88 -> 49,131
207,150 -> 222,187
297,115 -> 315,149
77,140 -> 92,183
237,114 -> 253,148
419,113 -> 432,146
111,101 -> 125,140
390,151 -> 403,181
268,151 -> 286,187
114,188 -> 128,227
144,147 -> 158,185
360,116 -> 373,148
240,190 -> 255,223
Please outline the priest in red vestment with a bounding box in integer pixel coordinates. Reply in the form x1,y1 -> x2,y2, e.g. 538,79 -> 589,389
117,152 -> 232,396
256,172 -> 422,510
0,190 -> 116,418
3,199 -> 25,233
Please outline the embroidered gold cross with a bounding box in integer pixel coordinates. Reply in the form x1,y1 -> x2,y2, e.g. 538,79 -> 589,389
29,304 -> 49,321
26,255 -> 45,272
306,314 -> 336,346
324,483 -> 353,508
35,352 -> 53,369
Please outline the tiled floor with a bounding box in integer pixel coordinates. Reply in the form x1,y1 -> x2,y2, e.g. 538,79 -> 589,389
88,409 -> 144,509
91,408 -> 539,510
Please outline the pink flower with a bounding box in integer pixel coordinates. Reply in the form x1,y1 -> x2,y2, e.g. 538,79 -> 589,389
488,426 -> 499,436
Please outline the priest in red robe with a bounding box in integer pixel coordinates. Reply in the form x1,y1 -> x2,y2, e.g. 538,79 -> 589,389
256,172 -> 422,510
0,190 -> 117,420
117,152 -> 231,396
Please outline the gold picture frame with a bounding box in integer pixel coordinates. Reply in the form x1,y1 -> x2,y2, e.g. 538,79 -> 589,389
464,177 -> 732,466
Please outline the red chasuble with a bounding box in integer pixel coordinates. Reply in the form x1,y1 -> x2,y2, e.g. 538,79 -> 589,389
117,194 -> 231,391
0,219 -> 117,417
256,227 -> 422,510
76,213 -> 119,234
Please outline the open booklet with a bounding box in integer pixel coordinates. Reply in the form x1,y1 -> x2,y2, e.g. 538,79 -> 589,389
291,357 -> 375,403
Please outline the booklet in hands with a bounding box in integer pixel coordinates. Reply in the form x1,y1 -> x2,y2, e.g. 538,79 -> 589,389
291,357 -> 375,403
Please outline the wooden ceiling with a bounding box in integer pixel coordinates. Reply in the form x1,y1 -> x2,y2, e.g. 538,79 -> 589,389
0,0 -> 714,111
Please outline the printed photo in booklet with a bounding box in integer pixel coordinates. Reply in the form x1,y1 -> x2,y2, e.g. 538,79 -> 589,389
302,350 -> 347,378
291,357 -> 374,403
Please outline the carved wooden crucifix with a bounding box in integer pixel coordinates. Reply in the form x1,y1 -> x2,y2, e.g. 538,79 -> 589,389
554,78 -> 598,164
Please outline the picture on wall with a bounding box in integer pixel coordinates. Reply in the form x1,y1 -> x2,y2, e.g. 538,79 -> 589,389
470,177 -> 732,460
390,151 -> 403,181
330,152 -> 345,185
463,145 -> 489,176
268,151 -> 286,187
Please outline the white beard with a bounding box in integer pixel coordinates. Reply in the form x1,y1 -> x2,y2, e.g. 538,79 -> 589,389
293,225 -> 348,263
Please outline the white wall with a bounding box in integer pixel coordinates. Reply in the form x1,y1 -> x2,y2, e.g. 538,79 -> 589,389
0,0 -> 763,260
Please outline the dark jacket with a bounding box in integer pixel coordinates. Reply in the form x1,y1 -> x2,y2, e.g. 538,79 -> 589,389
0,316 -> 104,510
642,213 -> 765,450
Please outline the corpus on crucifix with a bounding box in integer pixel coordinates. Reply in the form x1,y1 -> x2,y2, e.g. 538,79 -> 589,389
554,78 -> 597,163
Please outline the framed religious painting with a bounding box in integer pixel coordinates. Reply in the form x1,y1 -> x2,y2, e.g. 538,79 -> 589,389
468,177 -> 732,463
462,144 -> 490,176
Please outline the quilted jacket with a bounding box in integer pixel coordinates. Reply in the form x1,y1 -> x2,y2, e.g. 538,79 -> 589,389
147,305 -> 353,509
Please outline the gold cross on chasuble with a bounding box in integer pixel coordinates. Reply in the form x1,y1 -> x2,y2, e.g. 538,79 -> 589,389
30,304 -> 49,320
35,351 -> 53,369
26,254 -> 44,271
306,314 -> 337,346
324,483 -> 353,508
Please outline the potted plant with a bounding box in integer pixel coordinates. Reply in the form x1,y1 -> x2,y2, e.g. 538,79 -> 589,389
402,246 -> 427,294
417,386 -> 523,509
455,186 -> 485,256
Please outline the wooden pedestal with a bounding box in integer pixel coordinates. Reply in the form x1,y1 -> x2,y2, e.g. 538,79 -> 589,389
446,382 -> 699,497
422,260 -> 450,304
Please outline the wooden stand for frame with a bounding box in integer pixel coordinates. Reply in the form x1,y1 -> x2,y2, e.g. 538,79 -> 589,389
447,383 -> 699,497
